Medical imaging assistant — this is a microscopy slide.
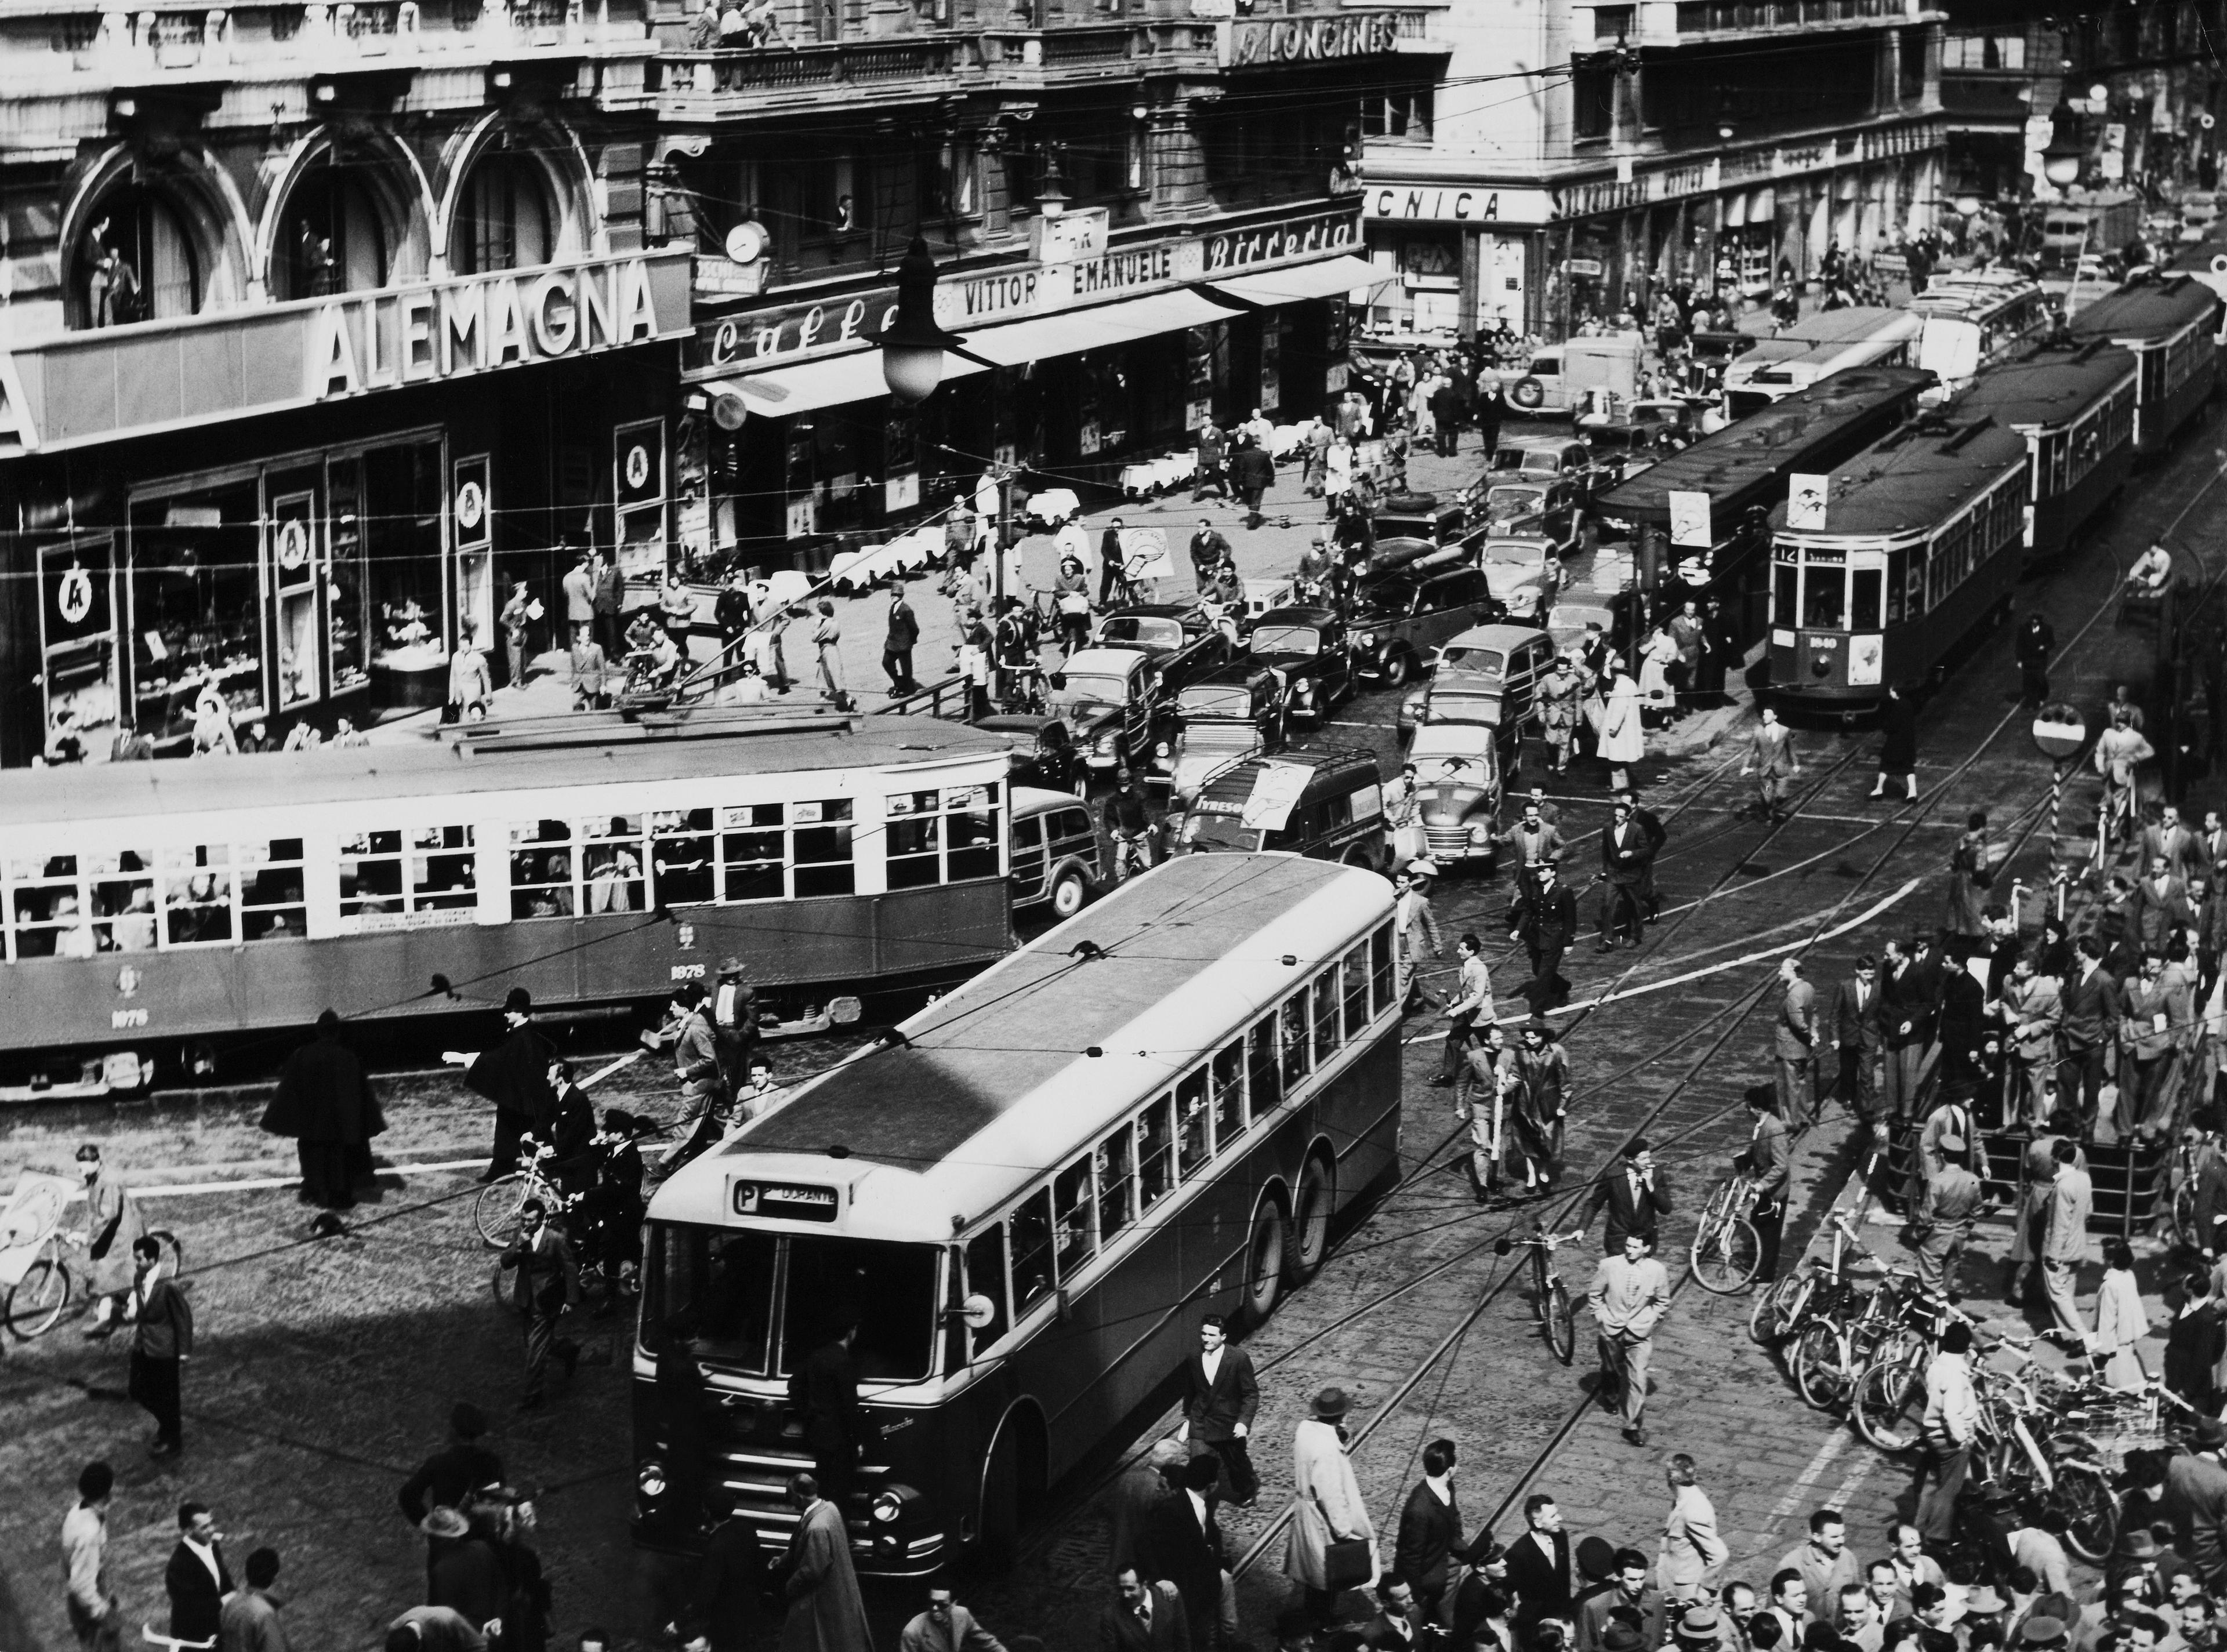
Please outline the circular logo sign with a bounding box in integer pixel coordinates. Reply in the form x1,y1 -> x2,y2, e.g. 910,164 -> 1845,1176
625,445 -> 652,492
56,562 -> 93,626
275,518 -> 310,572
455,479 -> 487,533
2032,704 -> 2088,761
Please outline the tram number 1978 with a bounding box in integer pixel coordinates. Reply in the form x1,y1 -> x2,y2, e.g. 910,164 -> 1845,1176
669,963 -> 706,981
111,1009 -> 150,1029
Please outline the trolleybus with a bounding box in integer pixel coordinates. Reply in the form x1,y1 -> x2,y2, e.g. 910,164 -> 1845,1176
1906,271 -> 2054,394
1763,416 -> 2028,714
1950,337 -> 2137,565
0,714 -> 1017,1097
1720,308 -> 1923,417
2065,274 -> 2222,455
632,854 -> 1402,1571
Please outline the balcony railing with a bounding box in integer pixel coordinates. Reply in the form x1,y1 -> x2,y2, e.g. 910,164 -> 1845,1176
1674,0 -> 1900,31
659,34 -> 967,97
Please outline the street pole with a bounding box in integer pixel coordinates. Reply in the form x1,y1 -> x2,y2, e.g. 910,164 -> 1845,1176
2031,707 -> 2087,921
2049,757 -> 2065,921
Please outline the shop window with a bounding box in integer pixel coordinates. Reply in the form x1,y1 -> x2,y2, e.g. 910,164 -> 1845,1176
240,839 -> 307,942
452,150 -> 555,275
73,182 -> 199,328
1360,90 -> 1432,143
1096,1123 -> 1136,1240
364,441 -> 448,688
161,845 -> 235,946
1177,1068 -> 1210,1177
509,821 -> 578,920
650,809 -> 716,907
38,539 -> 122,763
719,804 -> 787,903
275,159 -> 389,300
326,459 -> 372,698
583,816 -> 647,913
127,481 -> 266,747
794,800 -> 855,897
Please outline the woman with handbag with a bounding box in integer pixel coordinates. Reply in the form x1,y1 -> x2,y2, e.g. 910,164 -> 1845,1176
1284,1386 -> 1376,1629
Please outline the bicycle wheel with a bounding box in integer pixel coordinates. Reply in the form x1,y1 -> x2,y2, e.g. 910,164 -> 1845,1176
473,1174 -> 532,1249
1688,1211 -> 1761,1295
1750,1273 -> 1811,1348
2051,1460 -> 2121,1563
1543,1276 -> 1577,1366
5,1252 -> 71,1338
1791,1321 -> 1851,1411
1852,1349 -> 1929,1454
2174,1178 -> 2201,1252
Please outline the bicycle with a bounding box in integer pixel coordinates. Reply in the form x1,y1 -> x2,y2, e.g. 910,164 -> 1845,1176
473,1137 -> 564,1250
1688,1173 -> 1761,1295
1750,1208 -> 1870,1348
1848,1282 -> 1963,1453
1111,828 -> 1157,885
1495,1223 -> 1587,1364
4,1219 -> 185,1341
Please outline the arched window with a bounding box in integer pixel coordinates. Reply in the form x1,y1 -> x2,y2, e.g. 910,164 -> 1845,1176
74,183 -> 200,329
452,150 -> 555,275
275,157 -> 389,300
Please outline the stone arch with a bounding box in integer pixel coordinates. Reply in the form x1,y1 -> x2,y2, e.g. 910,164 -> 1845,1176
433,110 -> 598,277
255,125 -> 438,300
59,143 -> 253,328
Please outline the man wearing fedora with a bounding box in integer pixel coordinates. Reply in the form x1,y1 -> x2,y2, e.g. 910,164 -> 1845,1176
1286,1386 -> 1374,1630
445,986 -> 558,1183
1588,1232 -> 1672,1447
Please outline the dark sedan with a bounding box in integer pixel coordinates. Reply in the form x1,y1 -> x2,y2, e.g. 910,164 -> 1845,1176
1247,606 -> 1355,725
1090,604 -> 1237,695
1350,567 -> 1504,687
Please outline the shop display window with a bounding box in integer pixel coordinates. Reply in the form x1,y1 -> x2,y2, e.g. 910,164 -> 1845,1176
363,441 -> 449,675
127,480 -> 266,745
327,459 -> 372,695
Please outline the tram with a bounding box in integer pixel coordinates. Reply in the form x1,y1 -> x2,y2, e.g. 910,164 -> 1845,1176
1762,416 -> 2029,714
2065,274 -> 2222,456
1720,308 -> 1923,417
1905,270 -> 2055,393
0,716 -> 1018,1095
1949,337 -> 2138,566
633,854 -> 1401,1569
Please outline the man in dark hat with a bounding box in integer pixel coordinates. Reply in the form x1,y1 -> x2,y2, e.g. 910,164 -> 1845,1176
710,957 -> 760,1092
262,1008 -> 386,1208
446,987 -> 558,1182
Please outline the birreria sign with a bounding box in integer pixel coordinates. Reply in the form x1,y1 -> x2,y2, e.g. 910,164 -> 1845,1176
307,252 -> 690,400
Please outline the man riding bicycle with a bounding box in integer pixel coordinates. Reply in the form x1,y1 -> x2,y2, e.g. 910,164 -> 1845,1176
1103,769 -> 1156,881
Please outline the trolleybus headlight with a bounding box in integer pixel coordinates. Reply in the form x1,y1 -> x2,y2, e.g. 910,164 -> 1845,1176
1155,740 -> 1171,758
872,1491 -> 905,1523
637,1461 -> 668,1499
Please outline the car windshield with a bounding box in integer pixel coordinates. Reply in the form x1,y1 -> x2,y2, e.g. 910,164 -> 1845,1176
1182,812 -> 1264,850
1178,686 -> 1255,718
1489,451 -> 1526,473
1050,674 -> 1130,714
646,1223 -> 940,1382
1483,540 -> 1546,570
1437,646 -> 1506,678
1097,616 -> 1183,649
1355,584 -> 1418,619
1484,486 -> 1545,523
1251,625 -> 1321,655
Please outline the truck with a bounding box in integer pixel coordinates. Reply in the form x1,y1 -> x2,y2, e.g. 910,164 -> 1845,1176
1499,336 -> 1647,417
2039,189 -> 2146,273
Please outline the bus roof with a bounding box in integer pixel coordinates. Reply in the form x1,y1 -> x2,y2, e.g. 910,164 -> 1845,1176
1775,417 -> 2027,540
648,854 -> 1393,1240
1593,365 -> 1935,526
1950,340 -> 2138,430
1779,306 -> 1922,346
2067,276 -> 2222,344
0,718 -> 1015,832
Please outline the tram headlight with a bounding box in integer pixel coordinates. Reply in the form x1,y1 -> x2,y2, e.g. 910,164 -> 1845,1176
637,1460 -> 668,1500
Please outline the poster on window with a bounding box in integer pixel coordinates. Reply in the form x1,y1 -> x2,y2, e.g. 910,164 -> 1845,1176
616,421 -> 665,509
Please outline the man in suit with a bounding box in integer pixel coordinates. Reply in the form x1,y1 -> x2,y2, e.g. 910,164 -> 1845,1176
1499,804 -> 1566,904
1998,956 -> 2063,1130
2128,858 -> 2194,956
592,548 -> 626,661
128,1235 -> 193,1457
2143,806 -> 2206,886
397,1402 -> 503,1525
1774,958 -> 1819,1123
1368,1574 -> 1432,1647
1099,1569 -> 1190,1651
1511,865 -> 1579,1012
789,1313 -> 878,1512
1738,1087 -> 1792,1282
1585,1139 -> 1673,1254
1832,957 -> 1886,1133
1589,1233 -> 1673,1447
1613,787 -> 1669,922
1180,1313 -> 1259,1506
1504,1493 -> 1575,1635
2058,937 -> 2124,1134
1882,936 -> 1945,1121
1598,803 -> 1653,950
1395,1438 -> 1472,1625
498,1199 -> 580,1410
165,1501 -> 233,1647
561,550 -> 596,647
2041,1137 -> 2094,1337
1138,1454 -> 1225,1649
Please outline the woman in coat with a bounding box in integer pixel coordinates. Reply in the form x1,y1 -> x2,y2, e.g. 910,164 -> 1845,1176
1947,811 -> 1991,942
1285,1386 -> 1375,1628
1597,661 -> 1645,793
2087,1238 -> 2149,1390
1637,626 -> 1679,728
78,1143 -> 146,1334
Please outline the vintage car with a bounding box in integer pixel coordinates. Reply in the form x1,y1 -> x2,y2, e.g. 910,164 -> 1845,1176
1246,606 -> 1354,725
1010,786 -> 1104,921
1090,604 -> 1237,695
1548,600 -> 1616,659
1490,433 -> 1612,503
1350,565 -> 1503,687
1398,624 -> 1557,737
1402,715 -> 1506,871
974,713 -> 1087,796
1046,647 -> 1166,773
1471,476 -> 1592,558
1152,663 -> 1290,803
1371,491 -> 1470,545
1172,749 -> 1387,868
1478,534 -> 1561,620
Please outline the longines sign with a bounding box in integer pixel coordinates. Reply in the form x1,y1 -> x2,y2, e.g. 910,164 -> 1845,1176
1225,12 -> 1403,65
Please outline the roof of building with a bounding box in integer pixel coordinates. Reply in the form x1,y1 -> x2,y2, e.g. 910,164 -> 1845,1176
1950,340 -> 2138,430
1774,417 -> 2028,540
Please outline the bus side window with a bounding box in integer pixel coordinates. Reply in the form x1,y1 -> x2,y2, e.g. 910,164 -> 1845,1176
1247,1017 -> 1282,1118
1312,968 -> 1340,1062
1176,1068 -> 1209,1178
1138,1095 -> 1174,1208
1011,1188 -> 1056,1315
1210,1041 -> 1245,1148
964,1225 -> 1010,1354
1343,945 -> 1370,1038
1054,1158 -> 1096,1277
1370,925 -> 1394,1017
1281,994 -> 1311,1089
1097,1125 -> 1137,1241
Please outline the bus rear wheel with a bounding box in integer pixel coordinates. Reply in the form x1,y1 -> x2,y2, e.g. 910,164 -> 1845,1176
1239,1201 -> 1287,1327
1286,1157 -> 1334,1285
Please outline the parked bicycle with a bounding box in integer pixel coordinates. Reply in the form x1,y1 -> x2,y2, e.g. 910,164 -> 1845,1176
1495,1222 -> 1587,1364
1688,1172 -> 1761,1295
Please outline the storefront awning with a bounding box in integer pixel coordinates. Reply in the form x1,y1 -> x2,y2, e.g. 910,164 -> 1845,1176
1206,253 -> 1380,306
957,288 -> 1244,368
711,346 -> 992,419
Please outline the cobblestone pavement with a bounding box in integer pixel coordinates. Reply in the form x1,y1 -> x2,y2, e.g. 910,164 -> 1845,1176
3,418 -> 2224,1650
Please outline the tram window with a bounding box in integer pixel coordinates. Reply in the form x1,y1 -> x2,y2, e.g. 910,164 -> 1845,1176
1802,566 -> 1845,630
1370,924 -> 1394,1016
509,822 -> 576,921
1312,970 -> 1341,1062
583,816 -> 645,913
651,1223 -> 775,1374
1247,1016 -> 1282,1117
1177,1068 -> 1210,1177
1138,1094 -> 1174,1209
1773,562 -> 1797,627
161,845 -> 234,945
963,1225 -> 1010,1354
948,785 -> 1001,883
1343,945 -> 1370,1039
719,804 -> 786,903
339,830 -> 405,919
1885,551 -> 1907,624
95,851 -> 157,954
1901,546 -> 1927,618
1096,1124 -> 1137,1239
650,809 -> 716,907
793,800 -> 856,898
1281,994 -> 1311,1089
1011,1189 -> 1057,1314
1054,1158 -> 1096,1275
1210,1041 -> 1245,1148
780,1236 -> 938,1381
887,792 -> 942,891
240,838 -> 307,941
408,826 -> 477,913
1849,568 -> 1883,633
8,853 -> 78,960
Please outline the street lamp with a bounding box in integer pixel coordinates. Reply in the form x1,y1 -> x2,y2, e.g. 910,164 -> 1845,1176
873,236 -> 969,405
1953,193 -> 1984,217
2041,101 -> 2085,187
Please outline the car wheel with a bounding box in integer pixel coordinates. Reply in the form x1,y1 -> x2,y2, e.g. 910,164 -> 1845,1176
1381,650 -> 1413,688
1049,867 -> 1090,920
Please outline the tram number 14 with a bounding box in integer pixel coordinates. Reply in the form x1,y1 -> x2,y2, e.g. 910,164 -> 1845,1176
111,1008 -> 150,1029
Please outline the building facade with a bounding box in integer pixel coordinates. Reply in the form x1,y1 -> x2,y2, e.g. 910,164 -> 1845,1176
1356,0 -> 1947,345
